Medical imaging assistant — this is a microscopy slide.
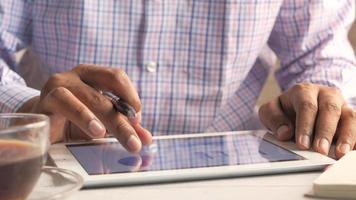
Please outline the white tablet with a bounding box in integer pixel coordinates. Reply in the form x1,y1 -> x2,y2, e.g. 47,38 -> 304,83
49,130 -> 335,188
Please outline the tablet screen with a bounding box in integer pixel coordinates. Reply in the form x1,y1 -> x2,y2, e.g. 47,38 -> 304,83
67,133 -> 304,175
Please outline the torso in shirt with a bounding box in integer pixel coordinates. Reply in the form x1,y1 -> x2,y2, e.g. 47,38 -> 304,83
20,1 -> 283,134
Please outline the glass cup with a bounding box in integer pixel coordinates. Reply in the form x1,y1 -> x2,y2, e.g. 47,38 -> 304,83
0,113 -> 49,200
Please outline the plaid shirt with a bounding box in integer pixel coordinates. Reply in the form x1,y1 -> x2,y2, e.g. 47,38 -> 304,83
1,0 -> 356,135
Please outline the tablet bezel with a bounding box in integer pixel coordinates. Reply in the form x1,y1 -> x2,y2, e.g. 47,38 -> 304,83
49,130 -> 335,188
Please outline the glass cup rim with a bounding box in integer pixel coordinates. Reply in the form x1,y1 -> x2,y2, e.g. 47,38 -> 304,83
0,113 -> 49,135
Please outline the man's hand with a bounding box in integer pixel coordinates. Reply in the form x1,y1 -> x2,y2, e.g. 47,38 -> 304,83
18,64 -> 152,153
259,83 -> 356,159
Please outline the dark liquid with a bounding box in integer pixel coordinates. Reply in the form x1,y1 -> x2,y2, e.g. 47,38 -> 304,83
0,140 -> 43,200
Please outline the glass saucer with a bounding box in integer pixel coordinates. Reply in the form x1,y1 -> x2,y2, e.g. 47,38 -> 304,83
27,166 -> 83,200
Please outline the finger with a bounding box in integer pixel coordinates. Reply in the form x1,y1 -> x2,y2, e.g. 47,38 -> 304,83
132,123 -> 152,145
47,114 -> 67,143
313,88 -> 343,155
67,82 -> 149,152
258,97 -> 293,141
42,87 -> 106,139
136,111 -> 142,124
290,84 -> 319,149
73,65 -> 141,112
129,111 -> 142,124
335,105 -> 356,159
109,114 -> 142,153
130,111 -> 152,145
287,83 -> 319,150
140,143 -> 157,170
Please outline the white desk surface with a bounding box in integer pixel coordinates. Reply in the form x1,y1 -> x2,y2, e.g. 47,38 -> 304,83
66,171 -> 328,200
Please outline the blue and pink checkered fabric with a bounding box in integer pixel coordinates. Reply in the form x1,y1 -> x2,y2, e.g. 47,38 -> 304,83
1,0 -> 356,135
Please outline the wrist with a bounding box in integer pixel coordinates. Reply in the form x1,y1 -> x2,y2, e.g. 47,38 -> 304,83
16,96 -> 40,113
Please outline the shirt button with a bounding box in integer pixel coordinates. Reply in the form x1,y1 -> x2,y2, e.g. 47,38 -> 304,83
146,61 -> 157,73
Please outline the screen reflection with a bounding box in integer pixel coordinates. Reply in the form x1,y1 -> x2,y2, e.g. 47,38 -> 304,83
67,133 -> 304,175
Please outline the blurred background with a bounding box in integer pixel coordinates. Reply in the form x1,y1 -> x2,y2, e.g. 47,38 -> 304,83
257,16 -> 356,106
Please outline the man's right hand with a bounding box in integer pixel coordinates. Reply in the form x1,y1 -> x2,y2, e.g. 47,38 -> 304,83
18,64 -> 152,153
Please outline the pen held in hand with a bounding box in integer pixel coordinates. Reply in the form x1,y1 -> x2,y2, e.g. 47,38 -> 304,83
102,91 -> 137,122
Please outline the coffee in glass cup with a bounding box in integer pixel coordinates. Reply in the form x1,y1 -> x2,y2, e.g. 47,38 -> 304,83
0,114 -> 49,200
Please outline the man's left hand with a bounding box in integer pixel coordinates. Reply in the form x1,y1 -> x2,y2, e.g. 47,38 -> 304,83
259,83 -> 356,159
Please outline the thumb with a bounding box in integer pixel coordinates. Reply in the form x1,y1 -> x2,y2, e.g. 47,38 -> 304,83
258,97 -> 294,141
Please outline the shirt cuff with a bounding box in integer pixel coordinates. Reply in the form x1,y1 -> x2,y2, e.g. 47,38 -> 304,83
346,98 -> 356,110
0,84 -> 40,113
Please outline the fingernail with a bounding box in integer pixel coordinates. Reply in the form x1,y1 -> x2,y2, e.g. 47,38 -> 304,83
88,119 -> 106,137
339,143 -> 351,155
319,138 -> 330,154
276,125 -> 289,138
300,135 -> 310,149
127,135 -> 141,152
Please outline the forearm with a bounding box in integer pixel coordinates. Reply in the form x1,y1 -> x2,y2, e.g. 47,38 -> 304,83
0,59 -> 40,113
0,57 -> 40,113
268,0 -> 356,107
0,0 -> 36,113
16,95 -> 39,113
0,84 -> 40,113
276,53 -> 356,108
